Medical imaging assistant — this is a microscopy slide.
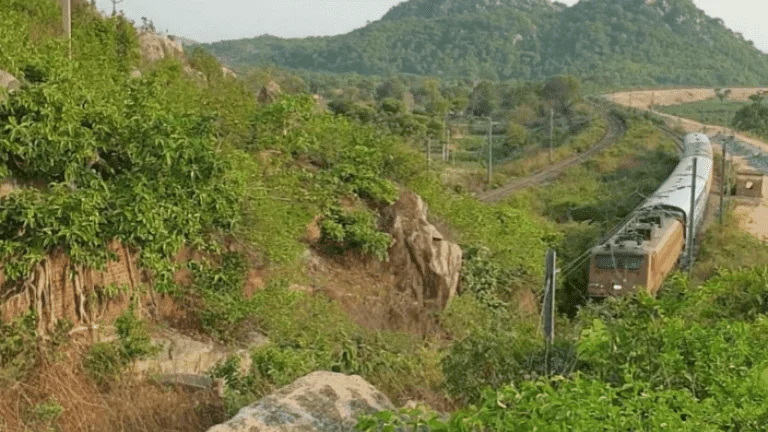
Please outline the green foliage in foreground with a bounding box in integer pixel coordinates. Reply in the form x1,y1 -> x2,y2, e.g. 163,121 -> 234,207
0,2 -> 248,290
361,265 -> 768,430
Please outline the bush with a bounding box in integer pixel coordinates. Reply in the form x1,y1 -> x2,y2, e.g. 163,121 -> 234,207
186,253 -> 250,341
0,313 -> 38,384
320,207 -> 392,261
83,307 -> 157,384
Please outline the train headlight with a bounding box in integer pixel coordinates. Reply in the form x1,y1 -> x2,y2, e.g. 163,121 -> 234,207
612,284 -> 622,291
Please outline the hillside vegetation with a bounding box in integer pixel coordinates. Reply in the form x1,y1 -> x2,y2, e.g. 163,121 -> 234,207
5,1 -> 768,431
0,0 -> 557,427
203,0 -> 768,87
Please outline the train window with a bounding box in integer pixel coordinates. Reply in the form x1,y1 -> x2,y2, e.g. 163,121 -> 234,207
595,255 -> 617,269
623,256 -> 643,270
595,254 -> 644,270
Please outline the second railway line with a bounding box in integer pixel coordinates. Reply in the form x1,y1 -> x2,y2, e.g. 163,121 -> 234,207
479,110 -> 628,203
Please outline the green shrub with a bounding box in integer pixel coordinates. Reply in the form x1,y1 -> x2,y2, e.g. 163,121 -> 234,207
25,398 -> 64,432
320,206 -> 392,261
187,253 -> 250,341
0,312 -> 38,384
83,307 -> 157,384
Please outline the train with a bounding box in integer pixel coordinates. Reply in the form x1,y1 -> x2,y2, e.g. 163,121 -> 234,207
588,133 -> 714,297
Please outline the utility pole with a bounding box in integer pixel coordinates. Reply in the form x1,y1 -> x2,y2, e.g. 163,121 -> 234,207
687,157 -> 698,269
446,125 -> 452,163
427,139 -> 432,169
61,0 -> 71,59
542,249 -> 557,376
549,105 -> 554,163
111,0 -> 125,16
720,139 -> 727,224
487,117 -> 493,186
442,118 -> 448,162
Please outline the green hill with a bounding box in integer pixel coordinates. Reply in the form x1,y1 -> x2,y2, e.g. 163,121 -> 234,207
202,0 -> 768,86
379,0 -> 564,21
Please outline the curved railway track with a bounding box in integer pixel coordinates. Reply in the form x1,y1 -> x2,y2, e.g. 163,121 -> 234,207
653,122 -> 685,150
479,111 -> 628,203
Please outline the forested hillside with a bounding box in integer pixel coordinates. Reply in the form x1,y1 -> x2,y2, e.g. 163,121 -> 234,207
203,0 -> 768,87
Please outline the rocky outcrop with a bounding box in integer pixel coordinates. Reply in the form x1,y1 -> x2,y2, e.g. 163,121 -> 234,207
207,371 -> 393,432
138,31 -> 185,63
258,81 -> 282,104
381,192 -> 462,310
0,69 -> 21,93
132,329 -> 268,392
222,67 -> 237,78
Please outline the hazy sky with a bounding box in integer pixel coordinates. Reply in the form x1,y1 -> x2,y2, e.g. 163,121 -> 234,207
93,0 -> 768,52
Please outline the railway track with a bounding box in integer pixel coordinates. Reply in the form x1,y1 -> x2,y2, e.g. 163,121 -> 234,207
479,111 -> 627,203
652,122 -> 684,151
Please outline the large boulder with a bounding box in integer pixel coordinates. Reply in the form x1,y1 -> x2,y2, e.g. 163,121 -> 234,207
381,192 -> 462,310
207,371 -> 394,432
138,32 -> 185,63
0,69 -> 20,93
258,81 -> 282,104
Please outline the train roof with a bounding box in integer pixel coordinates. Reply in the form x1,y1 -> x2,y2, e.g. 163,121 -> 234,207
592,133 -> 714,258
638,133 -> 713,224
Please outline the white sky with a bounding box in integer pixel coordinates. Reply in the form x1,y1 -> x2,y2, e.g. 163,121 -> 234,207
93,0 -> 768,52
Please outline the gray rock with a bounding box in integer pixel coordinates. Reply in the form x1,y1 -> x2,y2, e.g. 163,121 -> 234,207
138,31 -> 184,63
207,371 -> 394,432
0,69 -> 21,93
381,192 -> 463,310
133,328 -> 269,378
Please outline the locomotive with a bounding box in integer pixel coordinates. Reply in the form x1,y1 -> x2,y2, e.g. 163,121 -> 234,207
588,133 -> 714,297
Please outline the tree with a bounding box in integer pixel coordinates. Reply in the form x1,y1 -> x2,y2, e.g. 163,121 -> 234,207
469,81 -> 499,117
715,88 -> 732,103
110,0 -> 124,16
189,47 -> 223,84
375,78 -> 407,102
733,91 -> 768,137
505,121 -> 528,150
419,79 -> 450,116
279,75 -> 307,94
541,75 -> 581,113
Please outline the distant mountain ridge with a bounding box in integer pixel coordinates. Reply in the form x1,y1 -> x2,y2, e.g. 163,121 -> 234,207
202,0 -> 768,86
380,0 -> 564,21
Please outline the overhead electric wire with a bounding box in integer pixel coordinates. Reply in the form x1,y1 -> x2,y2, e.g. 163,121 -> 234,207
557,112 -> 685,280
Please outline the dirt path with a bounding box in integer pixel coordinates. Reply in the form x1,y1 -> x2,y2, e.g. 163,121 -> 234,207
478,111 -> 627,202
734,200 -> 768,241
607,87 -> 767,109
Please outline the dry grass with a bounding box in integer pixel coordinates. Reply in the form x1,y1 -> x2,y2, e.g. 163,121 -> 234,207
0,350 -> 226,432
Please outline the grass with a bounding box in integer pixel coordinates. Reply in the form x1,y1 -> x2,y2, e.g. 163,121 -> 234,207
657,98 -> 766,128
495,115 -> 607,180
694,208 -> 768,282
440,113 -> 607,193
